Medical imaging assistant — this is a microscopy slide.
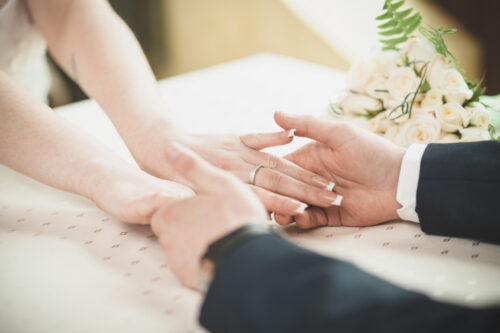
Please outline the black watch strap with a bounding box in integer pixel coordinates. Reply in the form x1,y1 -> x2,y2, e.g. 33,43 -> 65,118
202,224 -> 275,268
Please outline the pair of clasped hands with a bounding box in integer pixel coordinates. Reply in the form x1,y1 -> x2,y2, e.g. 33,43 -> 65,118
148,112 -> 406,289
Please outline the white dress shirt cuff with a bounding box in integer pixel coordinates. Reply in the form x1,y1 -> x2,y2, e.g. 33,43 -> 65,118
396,144 -> 428,223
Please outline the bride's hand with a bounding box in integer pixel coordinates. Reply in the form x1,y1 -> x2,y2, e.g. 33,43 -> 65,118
90,164 -> 193,224
133,128 -> 342,216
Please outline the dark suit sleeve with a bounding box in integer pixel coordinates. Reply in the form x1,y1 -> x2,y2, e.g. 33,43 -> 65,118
199,234 -> 500,333
416,142 -> 500,244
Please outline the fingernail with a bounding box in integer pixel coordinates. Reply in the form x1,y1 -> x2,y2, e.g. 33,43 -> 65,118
293,202 -> 308,214
325,182 -> 335,191
165,142 -> 181,160
332,195 -> 343,206
320,192 -> 342,206
312,177 -> 335,191
287,129 -> 296,138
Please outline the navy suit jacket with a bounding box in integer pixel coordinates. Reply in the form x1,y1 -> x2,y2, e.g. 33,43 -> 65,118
199,142 -> 500,332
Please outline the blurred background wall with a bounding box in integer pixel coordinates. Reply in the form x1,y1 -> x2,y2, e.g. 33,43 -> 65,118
49,0 -> 500,107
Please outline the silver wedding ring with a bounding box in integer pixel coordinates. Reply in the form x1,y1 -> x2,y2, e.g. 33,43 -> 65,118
248,165 -> 263,185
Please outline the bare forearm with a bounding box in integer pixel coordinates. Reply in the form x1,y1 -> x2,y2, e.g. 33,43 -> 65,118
0,71 -> 133,201
26,0 -> 177,155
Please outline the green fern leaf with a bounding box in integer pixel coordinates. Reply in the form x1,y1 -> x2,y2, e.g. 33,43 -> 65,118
376,12 -> 392,20
380,35 -> 408,46
419,25 -> 458,65
379,27 -> 404,36
376,0 -> 422,50
378,19 -> 398,29
403,14 -> 422,33
395,8 -> 413,19
464,78 -> 486,106
388,1 -> 405,11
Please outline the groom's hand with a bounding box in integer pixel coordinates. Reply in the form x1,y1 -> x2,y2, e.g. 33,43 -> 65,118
150,143 -> 268,289
273,112 -> 406,228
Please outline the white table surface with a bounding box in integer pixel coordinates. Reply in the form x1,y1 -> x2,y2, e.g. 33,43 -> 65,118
1,54 -> 499,333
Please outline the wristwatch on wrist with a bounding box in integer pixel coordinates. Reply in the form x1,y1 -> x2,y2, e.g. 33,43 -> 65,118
198,224 -> 275,292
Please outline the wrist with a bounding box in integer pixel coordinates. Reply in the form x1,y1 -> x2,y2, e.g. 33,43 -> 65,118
198,224 -> 275,292
127,116 -> 186,173
82,157 -> 138,205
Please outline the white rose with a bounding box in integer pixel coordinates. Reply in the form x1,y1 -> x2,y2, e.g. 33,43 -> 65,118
338,93 -> 382,115
444,94 -> 468,105
466,102 -> 491,128
441,68 -> 471,93
395,114 -> 441,147
427,55 -> 449,90
384,124 -> 400,141
367,111 -> 393,133
406,37 -> 436,71
365,76 -> 389,100
420,89 -> 443,111
372,51 -> 400,77
347,58 -> 374,93
436,133 -> 459,143
435,102 -> 470,132
459,127 -> 490,142
382,95 -> 403,110
387,67 -> 419,101
441,68 -> 473,103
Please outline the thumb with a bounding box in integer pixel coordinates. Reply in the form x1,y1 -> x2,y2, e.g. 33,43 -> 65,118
240,130 -> 294,151
274,111 -> 350,148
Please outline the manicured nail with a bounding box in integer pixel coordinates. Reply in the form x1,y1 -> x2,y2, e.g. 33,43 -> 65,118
287,129 -> 296,138
293,202 -> 308,214
320,192 -> 342,206
325,182 -> 335,191
312,177 -> 335,191
332,195 -> 343,206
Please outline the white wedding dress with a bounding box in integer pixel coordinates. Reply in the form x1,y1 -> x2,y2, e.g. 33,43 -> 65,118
0,0 -> 50,103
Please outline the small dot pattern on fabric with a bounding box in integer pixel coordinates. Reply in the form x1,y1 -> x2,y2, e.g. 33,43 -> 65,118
1,54 -> 500,332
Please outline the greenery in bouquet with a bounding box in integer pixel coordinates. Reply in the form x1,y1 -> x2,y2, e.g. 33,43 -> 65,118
329,0 -> 500,147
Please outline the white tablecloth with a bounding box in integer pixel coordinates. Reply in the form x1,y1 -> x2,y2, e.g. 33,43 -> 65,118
1,54 -> 499,333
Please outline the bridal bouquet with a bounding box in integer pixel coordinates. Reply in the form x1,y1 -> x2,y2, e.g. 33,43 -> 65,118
329,0 -> 500,147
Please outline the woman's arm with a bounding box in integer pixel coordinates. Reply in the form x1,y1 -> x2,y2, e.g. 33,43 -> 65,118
25,0 -> 341,216
25,0 -> 172,151
0,71 -> 190,224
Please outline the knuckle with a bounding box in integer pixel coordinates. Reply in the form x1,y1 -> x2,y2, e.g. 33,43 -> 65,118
214,155 -> 233,170
275,216 -> 289,226
295,218 -> 310,229
267,155 -> 280,170
149,192 -> 165,204
160,207 -> 175,222
178,154 -> 197,172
